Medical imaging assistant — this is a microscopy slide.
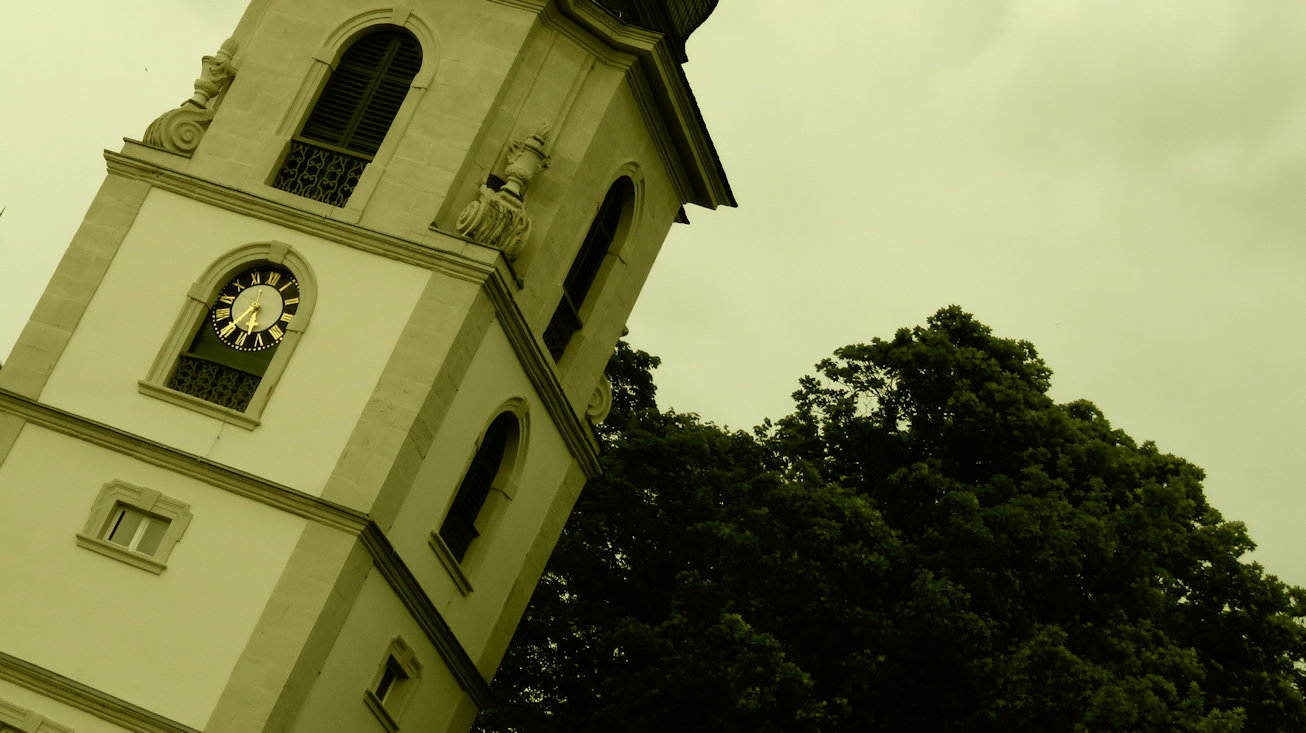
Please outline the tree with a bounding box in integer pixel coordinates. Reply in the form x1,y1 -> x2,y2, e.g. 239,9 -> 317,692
478,310 -> 1306,732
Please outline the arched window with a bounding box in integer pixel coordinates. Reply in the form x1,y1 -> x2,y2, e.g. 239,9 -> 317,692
139,242 -> 317,429
272,27 -> 422,207
166,262 -> 301,411
438,412 -> 518,563
543,178 -> 633,361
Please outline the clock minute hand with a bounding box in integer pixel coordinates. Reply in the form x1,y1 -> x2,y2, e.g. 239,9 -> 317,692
246,290 -> 264,333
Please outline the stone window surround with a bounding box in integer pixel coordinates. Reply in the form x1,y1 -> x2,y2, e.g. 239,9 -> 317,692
428,398 -> 529,595
0,695 -> 72,733
138,240 -> 318,429
363,636 -> 422,733
76,479 -> 193,574
547,168 -> 643,368
256,7 -> 438,219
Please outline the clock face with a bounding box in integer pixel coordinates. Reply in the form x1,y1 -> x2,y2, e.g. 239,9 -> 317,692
210,266 -> 301,352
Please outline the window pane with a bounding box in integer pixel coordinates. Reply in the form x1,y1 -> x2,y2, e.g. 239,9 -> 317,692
376,657 -> 406,703
104,507 -> 144,547
136,516 -> 170,555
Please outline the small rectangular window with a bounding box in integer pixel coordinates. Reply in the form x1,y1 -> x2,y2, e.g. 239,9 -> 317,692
374,657 -> 407,704
103,505 -> 170,555
364,638 -> 421,733
77,480 -> 192,574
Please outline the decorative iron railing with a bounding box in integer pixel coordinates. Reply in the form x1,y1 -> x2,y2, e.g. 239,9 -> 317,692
168,354 -> 260,412
272,138 -> 370,207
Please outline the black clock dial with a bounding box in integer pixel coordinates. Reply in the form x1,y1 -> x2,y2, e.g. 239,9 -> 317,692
210,266 -> 301,352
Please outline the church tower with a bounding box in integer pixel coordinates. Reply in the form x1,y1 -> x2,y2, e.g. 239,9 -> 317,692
0,1 -> 731,731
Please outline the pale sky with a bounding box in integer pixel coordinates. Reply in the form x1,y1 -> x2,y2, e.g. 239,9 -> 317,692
2,2 -> 1304,587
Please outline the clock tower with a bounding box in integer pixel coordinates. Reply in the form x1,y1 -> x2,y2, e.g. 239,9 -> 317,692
0,1 -> 731,731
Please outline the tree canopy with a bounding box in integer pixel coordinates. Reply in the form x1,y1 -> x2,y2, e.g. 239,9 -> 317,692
477,308 -> 1306,732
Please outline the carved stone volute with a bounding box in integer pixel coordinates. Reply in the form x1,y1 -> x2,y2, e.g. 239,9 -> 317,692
586,375 -> 613,424
454,121 -> 552,261
143,38 -> 239,156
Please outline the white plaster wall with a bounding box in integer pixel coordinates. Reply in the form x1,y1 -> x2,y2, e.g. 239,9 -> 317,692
0,424 -> 308,728
41,188 -> 430,495
388,321 -> 575,657
287,570 -> 470,733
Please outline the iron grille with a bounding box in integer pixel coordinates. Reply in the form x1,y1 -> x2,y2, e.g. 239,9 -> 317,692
272,139 -> 370,207
168,354 -> 260,412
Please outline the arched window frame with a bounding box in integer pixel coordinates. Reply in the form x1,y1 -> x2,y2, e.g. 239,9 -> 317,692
544,172 -> 641,364
429,399 -> 529,594
138,241 -> 318,430
267,9 -> 438,214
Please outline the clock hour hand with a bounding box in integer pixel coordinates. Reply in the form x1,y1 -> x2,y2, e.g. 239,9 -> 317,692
233,302 -> 257,332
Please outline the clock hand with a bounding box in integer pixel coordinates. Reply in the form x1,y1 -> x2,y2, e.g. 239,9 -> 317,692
233,302 -> 257,331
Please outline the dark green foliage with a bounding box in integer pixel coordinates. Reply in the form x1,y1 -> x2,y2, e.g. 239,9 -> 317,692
478,310 -> 1306,732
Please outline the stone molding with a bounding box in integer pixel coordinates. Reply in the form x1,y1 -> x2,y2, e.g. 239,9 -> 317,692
143,38 -> 239,157
362,524 -> 495,709
0,388 -> 369,534
0,650 -> 201,733
541,0 -> 734,209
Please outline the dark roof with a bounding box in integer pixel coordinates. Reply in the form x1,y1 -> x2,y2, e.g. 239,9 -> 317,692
598,0 -> 719,61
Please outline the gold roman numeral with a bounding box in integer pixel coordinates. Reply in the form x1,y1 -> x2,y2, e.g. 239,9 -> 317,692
215,307 -> 231,320
249,272 -> 261,285
236,331 -> 248,348
266,272 -> 281,286
284,297 -> 299,305
279,281 -> 295,292
269,325 -> 284,340
219,323 -> 237,338
280,312 -> 293,323
219,294 -> 236,305
254,332 -> 264,348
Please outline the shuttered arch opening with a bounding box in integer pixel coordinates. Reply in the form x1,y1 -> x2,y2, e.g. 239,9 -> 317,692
273,28 -> 422,205
440,413 -> 516,563
544,179 -> 632,361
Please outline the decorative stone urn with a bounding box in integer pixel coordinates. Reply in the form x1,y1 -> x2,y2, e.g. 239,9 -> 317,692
454,121 -> 552,261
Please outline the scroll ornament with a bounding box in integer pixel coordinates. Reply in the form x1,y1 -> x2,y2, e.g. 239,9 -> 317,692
455,121 -> 552,261
143,38 -> 239,156
586,375 -> 613,424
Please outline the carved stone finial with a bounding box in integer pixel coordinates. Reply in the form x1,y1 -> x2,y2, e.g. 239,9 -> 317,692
586,375 -> 613,424
188,37 -> 239,107
502,120 -> 551,199
143,38 -> 239,156
454,120 -> 553,261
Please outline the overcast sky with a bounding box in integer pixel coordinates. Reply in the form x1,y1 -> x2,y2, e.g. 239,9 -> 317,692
2,1 -> 1304,587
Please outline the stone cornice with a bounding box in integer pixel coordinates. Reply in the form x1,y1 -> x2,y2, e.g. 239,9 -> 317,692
0,388 -> 369,534
549,0 -> 734,209
0,650 -> 201,733
361,525 -> 495,708
105,150 -> 488,283
104,151 -> 601,478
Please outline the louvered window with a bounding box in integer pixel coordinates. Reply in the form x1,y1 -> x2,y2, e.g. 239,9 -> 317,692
439,414 -> 515,562
273,28 -> 422,206
545,180 -> 630,361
